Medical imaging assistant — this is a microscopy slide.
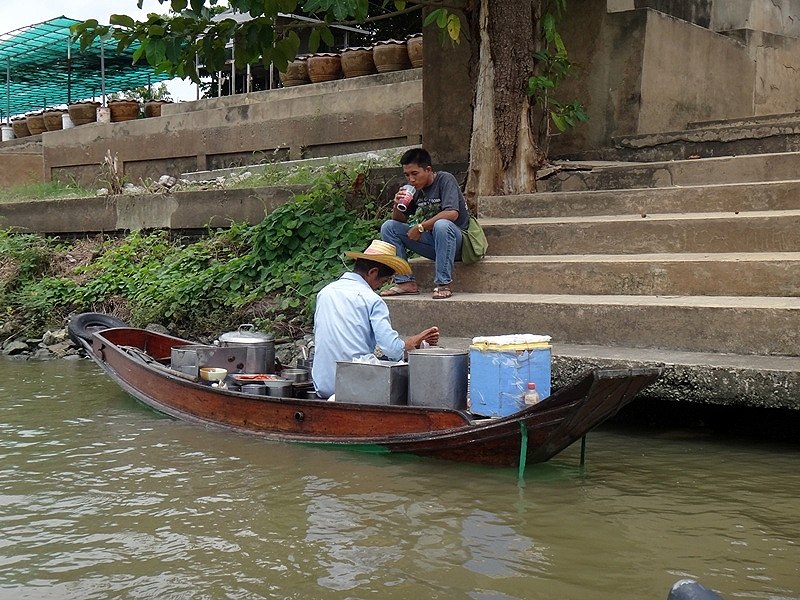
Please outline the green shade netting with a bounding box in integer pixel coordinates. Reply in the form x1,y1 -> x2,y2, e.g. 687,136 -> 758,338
1,16 -> 173,119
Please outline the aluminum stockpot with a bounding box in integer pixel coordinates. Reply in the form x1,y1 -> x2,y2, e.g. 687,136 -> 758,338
407,348 -> 469,410
240,383 -> 267,396
217,324 -> 275,373
280,368 -> 309,383
262,379 -> 293,397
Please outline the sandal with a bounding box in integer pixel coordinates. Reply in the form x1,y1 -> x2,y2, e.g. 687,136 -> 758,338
432,286 -> 453,299
381,285 -> 420,297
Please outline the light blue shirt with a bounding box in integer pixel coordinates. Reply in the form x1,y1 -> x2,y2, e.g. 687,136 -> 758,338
312,272 -> 406,398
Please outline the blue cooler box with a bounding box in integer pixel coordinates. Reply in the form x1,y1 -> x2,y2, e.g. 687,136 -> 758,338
469,335 -> 552,417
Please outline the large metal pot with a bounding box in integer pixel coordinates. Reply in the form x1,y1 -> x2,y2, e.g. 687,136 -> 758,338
407,348 -> 469,410
217,324 -> 275,373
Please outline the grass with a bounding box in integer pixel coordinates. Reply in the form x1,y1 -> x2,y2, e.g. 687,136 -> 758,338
0,180 -> 93,204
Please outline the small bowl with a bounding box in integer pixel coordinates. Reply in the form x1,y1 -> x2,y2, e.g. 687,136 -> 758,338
200,367 -> 228,382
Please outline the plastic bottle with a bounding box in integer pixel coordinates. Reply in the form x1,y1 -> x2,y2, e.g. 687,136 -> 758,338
523,382 -> 540,405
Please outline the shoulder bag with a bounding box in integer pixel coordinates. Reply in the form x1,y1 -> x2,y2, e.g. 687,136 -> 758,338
461,216 -> 488,265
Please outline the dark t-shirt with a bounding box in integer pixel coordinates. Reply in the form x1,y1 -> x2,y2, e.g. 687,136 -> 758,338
409,171 -> 470,230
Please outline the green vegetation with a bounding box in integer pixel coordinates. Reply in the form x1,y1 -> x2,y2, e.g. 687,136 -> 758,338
0,180 -> 93,204
0,163 -> 388,341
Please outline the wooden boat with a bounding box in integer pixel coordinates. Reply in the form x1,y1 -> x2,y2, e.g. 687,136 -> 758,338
73,318 -> 661,470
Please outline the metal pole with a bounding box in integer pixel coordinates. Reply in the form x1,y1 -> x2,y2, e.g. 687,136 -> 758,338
195,53 -> 200,100
579,435 -> 587,466
67,36 -> 72,104
217,71 -> 222,97
6,58 -> 10,124
246,63 -> 251,93
100,39 -> 106,105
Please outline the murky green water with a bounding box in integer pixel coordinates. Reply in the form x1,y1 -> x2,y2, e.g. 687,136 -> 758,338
1,358 -> 798,600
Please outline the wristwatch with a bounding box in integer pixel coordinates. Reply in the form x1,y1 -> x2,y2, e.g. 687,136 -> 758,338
416,224 -> 425,233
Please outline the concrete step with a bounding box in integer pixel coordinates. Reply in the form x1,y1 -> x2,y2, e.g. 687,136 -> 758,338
386,293 -> 800,356
430,338 -> 800,410
409,252 -> 800,297
480,210 -> 800,255
479,180 -> 800,219
686,112 -> 800,130
538,152 -> 800,192
554,118 -> 800,163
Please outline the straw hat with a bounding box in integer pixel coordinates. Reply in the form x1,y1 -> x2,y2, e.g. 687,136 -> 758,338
345,240 -> 412,276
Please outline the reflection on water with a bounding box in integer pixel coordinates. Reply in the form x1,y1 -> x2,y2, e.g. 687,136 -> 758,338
0,358 -> 798,600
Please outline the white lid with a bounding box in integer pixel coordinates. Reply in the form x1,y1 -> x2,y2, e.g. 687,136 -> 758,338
471,334 -> 551,345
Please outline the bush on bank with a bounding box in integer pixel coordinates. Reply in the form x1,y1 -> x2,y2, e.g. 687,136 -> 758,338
0,164 -> 387,342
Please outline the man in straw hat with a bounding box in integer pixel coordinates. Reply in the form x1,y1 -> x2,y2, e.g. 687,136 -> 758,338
311,240 -> 440,399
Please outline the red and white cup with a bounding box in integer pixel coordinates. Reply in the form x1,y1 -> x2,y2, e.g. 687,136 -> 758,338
395,184 -> 415,213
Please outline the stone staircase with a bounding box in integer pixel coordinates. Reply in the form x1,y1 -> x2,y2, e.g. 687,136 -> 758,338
386,152 -> 800,410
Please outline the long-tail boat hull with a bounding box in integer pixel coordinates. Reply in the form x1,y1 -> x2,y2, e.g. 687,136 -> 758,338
82,325 -> 661,468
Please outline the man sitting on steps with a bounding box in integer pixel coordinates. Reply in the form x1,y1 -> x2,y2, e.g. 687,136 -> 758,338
380,148 -> 470,300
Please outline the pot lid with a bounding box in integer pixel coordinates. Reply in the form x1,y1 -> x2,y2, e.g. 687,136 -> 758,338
218,324 -> 274,344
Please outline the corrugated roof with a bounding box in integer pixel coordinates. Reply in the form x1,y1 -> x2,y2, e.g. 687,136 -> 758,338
1,16 -> 172,119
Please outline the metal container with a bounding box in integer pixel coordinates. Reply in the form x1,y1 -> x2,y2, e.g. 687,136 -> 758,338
335,361 -> 409,405
240,383 -> 267,396
280,368 -> 309,383
408,348 -> 469,410
217,324 -> 275,373
170,344 -> 247,377
262,379 -> 293,397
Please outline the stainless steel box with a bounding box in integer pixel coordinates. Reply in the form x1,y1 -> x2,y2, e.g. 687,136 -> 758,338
334,361 -> 409,405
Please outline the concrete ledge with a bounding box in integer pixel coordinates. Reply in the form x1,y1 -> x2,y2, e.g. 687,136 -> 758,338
387,293 -> 800,356
0,185 -> 306,234
436,337 -> 800,410
539,152 -> 800,191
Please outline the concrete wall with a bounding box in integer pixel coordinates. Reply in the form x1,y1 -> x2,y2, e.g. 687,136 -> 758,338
0,153 -> 42,188
421,11 -> 473,165
608,0 -> 800,37
638,11 -> 754,132
710,0 -> 800,37
42,69 -> 423,187
552,3 -> 756,154
727,29 -> 800,115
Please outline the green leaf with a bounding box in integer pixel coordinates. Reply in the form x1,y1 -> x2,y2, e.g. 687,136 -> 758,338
308,28 -> 321,53
110,14 -> 136,28
171,0 -> 189,11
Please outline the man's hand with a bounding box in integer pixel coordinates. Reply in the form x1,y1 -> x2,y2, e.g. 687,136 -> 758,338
405,326 -> 440,351
408,224 -> 423,241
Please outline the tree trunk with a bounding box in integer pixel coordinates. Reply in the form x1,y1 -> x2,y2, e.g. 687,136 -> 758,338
464,0 -> 546,202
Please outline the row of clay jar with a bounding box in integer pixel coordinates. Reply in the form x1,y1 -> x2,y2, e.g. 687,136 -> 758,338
280,35 -> 423,87
9,99 -> 173,138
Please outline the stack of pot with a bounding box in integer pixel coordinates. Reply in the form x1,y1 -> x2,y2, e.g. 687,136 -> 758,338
216,324 -> 275,374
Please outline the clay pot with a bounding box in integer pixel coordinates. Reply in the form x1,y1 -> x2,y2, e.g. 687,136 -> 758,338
373,40 -> 411,73
406,34 -> 423,68
144,100 -> 172,118
307,53 -> 342,83
108,99 -> 140,122
25,113 -> 47,135
279,56 -> 310,87
340,47 -> 377,78
11,117 -> 31,138
68,101 -> 100,126
43,109 -> 66,131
